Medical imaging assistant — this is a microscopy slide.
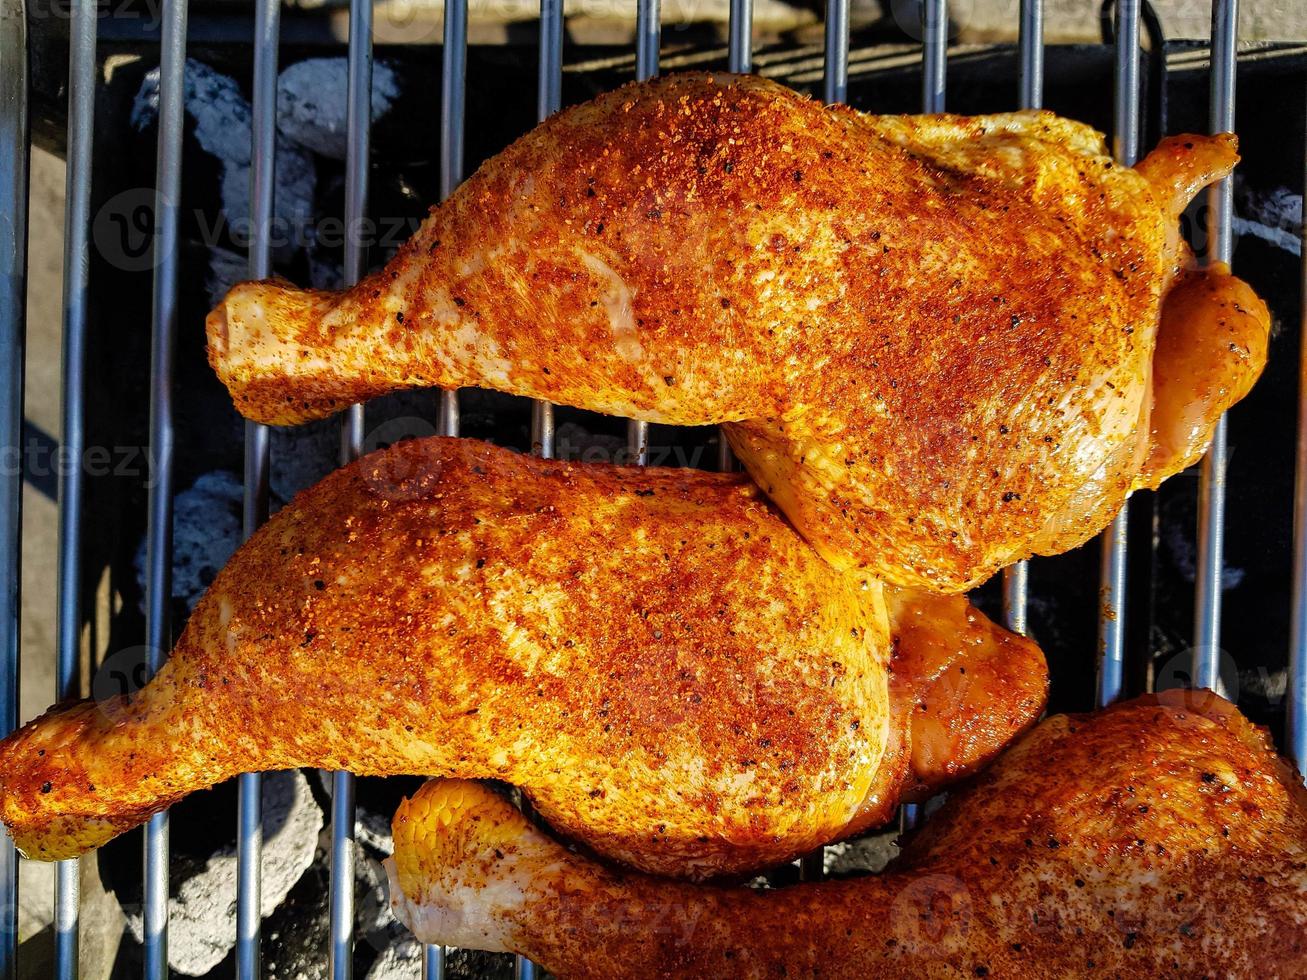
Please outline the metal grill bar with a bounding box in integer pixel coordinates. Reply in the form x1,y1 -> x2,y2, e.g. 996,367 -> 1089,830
54,1 -> 98,975
1096,0 -> 1141,709
438,0 -> 468,439
328,2 -> 374,976
921,0 -> 947,113
822,0 -> 848,105
1017,0 -> 1044,112
636,0 -> 661,83
729,0 -> 753,74
1192,0 -> 1238,692
0,0 -> 28,975
1002,0 -> 1043,639
628,0 -> 661,464
235,0 -> 281,975
1288,110 -> 1307,777
142,0 -> 190,973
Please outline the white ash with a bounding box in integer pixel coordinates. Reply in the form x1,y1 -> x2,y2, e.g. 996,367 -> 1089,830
823,828 -> 901,876
1233,186 -> 1302,257
1241,665 -> 1288,702
277,58 -> 400,160
366,937 -> 422,980
133,470 -> 243,614
132,59 -> 317,263
124,771 -> 323,976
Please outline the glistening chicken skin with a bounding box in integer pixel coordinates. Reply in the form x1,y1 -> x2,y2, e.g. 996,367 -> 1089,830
0,438 -> 1045,877
389,692 -> 1307,978
207,71 -> 1270,592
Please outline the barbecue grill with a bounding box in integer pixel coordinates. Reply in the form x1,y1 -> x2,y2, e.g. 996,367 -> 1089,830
0,0 -> 1304,977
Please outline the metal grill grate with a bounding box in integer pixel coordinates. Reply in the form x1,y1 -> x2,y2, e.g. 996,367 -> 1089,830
0,0 -> 1304,978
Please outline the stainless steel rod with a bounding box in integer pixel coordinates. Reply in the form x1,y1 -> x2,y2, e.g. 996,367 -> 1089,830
1002,0 -> 1043,637
329,2 -> 373,976
1017,0 -> 1044,111
0,0 -> 27,974
822,0 -> 848,104
636,0 -> 660,83
438,0 -> 468,440
729,0 -> 753,74
1192,0 -> 1239,693
143,0 -> 190,973
921,0 -> 947,113
1097,0 -> 1141,709
236,0 -> 281,974
531,0 -> 564,460
54,1 -> 98,974
422,944 -> 446,980
1097,509 -> 1129,706
629,0 -> 661,464
1001,559 -> 1029,637
328,771 -> 356,980
1287,105 -> 1307,779
1111,0 -> 1142,167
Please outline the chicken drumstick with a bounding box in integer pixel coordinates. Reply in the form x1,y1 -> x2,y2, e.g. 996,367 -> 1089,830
0,438 -> 1044,876
389,691 -> 1307,978
207,72 -> 1269,591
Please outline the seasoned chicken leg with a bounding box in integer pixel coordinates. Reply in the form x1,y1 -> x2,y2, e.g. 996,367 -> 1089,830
389,691 -> 1307,978
0,438 -> 1044,876
207,71 -> 1270,591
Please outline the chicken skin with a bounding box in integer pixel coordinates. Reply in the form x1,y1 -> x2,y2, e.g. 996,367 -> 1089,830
207,71 -> 1270,591
0,438 -> 1044,877
389,691 -> 1307,978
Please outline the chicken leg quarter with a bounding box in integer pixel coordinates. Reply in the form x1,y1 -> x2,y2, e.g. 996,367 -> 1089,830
0,438 -> 1045,877
389,692 -> 1307,978
207,71 -> 1270,591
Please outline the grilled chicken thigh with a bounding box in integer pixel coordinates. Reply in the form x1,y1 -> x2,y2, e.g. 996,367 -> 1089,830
207,71 -> 1270,591
389,691 -> 1307,978
0,438 -> 1044,876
